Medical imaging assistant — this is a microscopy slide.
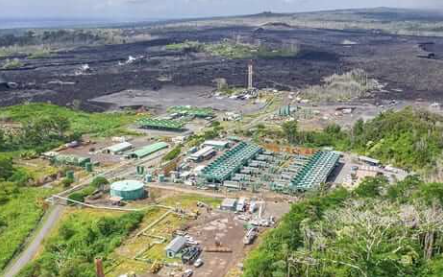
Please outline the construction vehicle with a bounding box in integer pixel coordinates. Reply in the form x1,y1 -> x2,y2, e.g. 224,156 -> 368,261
182,246 -> 201,264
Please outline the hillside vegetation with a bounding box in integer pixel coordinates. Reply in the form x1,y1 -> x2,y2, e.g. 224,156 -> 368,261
287,107 -> 443,170
0,157 -> 54,271
244,176 -> 443,277
18,211 -> 144,277
0,103 -> 139,155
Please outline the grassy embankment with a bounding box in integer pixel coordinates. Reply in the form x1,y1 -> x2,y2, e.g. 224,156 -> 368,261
0,185 -> 55,272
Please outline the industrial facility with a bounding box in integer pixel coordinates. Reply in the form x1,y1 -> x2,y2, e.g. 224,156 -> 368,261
50,154 -> 91,167
200,142 -> 262,183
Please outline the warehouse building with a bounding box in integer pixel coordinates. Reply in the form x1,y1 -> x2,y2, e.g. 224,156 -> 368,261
190,146 -> 216,162
137,118 -> 185,131
110,180 -> 145,201
168,106 -> 214,118
202,140 -> 230,150
51,154 -> 91,167
165,236 -> 187,258
128,142 -> 169,159
103,142 -> 132,155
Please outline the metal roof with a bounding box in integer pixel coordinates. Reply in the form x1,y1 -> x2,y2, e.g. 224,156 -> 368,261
191,146 -> 215,159
111,180 -> 144,192
290,151 -> 340,190
137,118 -> 185,130
221,198 -> 237,208
130,142 -> 168,158
165,236 -> 187,253
203,140 -> 230,147
106,142 -> 132,153
359,156 -> 380,164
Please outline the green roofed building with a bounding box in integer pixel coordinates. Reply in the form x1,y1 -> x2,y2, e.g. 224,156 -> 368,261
289,151 -> 340,192
137,118 -> 185,131
52,154 -> 91,167
129,142 -> 169,159
169,106 -> 214,118
201,142 -> 262,182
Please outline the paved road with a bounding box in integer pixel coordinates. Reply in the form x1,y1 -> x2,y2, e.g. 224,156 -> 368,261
3,205 -> 65,277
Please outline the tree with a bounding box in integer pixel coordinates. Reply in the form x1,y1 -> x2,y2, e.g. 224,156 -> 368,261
354,176 -> 388,198
0,156 -> 14,181
61,178 -> 74,188
282,120 -> 298,144
91,176 -> 109,190
0,129 -> 6,150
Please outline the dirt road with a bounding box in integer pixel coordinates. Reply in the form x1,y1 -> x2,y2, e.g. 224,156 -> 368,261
3,205 -> 65,277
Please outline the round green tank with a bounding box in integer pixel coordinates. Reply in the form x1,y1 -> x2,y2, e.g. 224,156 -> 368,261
110,180 -> 145,201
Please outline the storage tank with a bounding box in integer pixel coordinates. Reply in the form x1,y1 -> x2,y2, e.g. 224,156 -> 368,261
110,180 -> 145,200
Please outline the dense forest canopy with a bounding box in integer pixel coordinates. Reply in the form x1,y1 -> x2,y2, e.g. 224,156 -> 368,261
244,176 -> 443,277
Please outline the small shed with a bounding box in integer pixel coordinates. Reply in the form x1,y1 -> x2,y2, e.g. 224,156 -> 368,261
165,236 -> 187,258
220,198 -> 237,211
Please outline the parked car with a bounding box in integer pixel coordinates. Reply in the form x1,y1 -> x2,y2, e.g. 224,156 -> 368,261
194,258 -> 204,268
182,269 -> 193,277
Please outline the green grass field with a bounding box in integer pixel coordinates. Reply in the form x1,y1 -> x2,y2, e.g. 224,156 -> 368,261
0,187 -> 54,271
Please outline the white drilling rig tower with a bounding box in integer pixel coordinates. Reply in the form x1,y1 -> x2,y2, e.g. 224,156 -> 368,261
247,60 -> 253,90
